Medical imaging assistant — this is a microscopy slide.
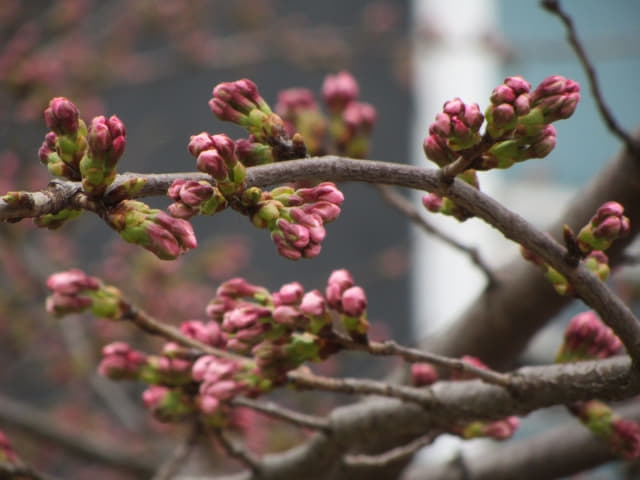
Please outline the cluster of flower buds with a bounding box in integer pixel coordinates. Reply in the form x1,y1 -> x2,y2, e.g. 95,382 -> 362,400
325,269 -> 369,343
107,199 -> 197,260
167,179 -> 226,219
98,342 -> 147,380
209,79 -> 289,147
421,75 -> 579,201
570,400 -> 640,460
275,88 -> 327,156
234,138 -> 274,166
39,97 -> 87,180
39,97 -> 128,199
555,311 -> 623,363
481,75 -> 578,169
189,132 -> 246,197
79,114 -> 127,197
521,246 -> 610,296
244,182 -> 344,260
577,201 -> 630,254
45,268 -> 122,318
322,71 -> 377,158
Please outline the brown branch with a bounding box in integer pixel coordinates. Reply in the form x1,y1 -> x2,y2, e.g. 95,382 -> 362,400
343,431 -> 440,469
375,184 -> 497,286
405,399 -> 640,480
0,393 -> 155,477
151,422 -> 201,480
541,0 -> 640,157
207,356 -> 640,480
425,129 -> 640,368
334,335 -> 511,388
209,427 -> 262,474
231,398 -> 331,433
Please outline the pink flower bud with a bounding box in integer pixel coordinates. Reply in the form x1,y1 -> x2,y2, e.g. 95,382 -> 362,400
142,386 -> 171,410
44,97 -> 79,135
180,320 -> 224,347
326,269 -> 354,308
322,71 -> 360,113
559,311 -> 623,361
341,286 -> 367,316
485,416 -> 519,440
46,268 -> 100,294
611,418 -> 640,459
299,290 -> 326,316
197,149 -> 228,179
188,132 -> 215,157
531,75 -> 580,122
422,193 -> 444,212
201,379 -> 240,401
276,88 -> 317,119
411,363 -> 439,386
302,242 -> 323,259
216,277 -> 264,299
277,218 -> 310,249
273,282 -> 304,305
98,341 -> 146,379
343,101 -> 377,132
272,305 -> 302,327
423,134 -> 452,167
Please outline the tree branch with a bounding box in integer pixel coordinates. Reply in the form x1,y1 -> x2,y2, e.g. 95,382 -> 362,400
0,393 -> 155,477
406,400 -> 640,480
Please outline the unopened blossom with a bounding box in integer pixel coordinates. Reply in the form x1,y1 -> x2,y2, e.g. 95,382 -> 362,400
180,319 -> 225,347
577,201 -> 630,253
530,75 -> 580,123
81,114 -> 126,197
325,269 -> 354,309
142,386 -> 193,422
235,138 -> 274,166
411,362 -> 439,386
428,98 -> 484,152
98,341 -> 146,380
485,76 -> 531,138
556,311 -> 622,362
273,282 -> 304,306
107,200 -> 197,260
322,71 -> 360,113
209,79 -> 288,145
341,286 -> 367,317
45,268 -> 100,316
44,96 -> 80,135
299,290 -> 327,317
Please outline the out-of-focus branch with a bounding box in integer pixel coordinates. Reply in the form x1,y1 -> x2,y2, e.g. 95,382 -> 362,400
0,393 -> 155,477
198,356 -> 639,480
405,400 -> 640,480
152,422 -> 202,480
542,0 -> 640,157
375,184 -> 497,286
424,130 -> 640,368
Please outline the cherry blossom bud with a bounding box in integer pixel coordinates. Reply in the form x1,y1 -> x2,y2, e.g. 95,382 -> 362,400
299,290 -> 326,316
422,193 -> 444,212
326,269 -> 354,308
577,201 -> 630,253
44,97 -> 80,135
188,132 -> 215,157
556,311 -> 622,362
530,75 -> 580,123
341,286 -> 367,317
98,341 -> 146,379
411,363 -> 439,386
322,71 -> 360,113
273,282 -> 304,305
180,320 -> 224,347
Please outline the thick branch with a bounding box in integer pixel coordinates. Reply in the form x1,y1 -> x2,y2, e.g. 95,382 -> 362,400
406,400 -> 640,480
209,356 -> 639,480
424,129 -> 640,367
0,393 -> 155,477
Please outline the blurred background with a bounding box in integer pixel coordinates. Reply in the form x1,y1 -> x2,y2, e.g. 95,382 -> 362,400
0,0 -> 638,478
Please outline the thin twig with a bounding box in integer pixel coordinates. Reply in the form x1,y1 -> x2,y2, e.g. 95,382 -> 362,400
343,431 -> 441,468
152,422 -> 202,480
542,0 -> 640,157
287,370 -> 437,407
231,397 -> 331,433
375,184 -> 497,287
209,427 -> 262,474
334,335 -> 511,388
119,301 -> 247,362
